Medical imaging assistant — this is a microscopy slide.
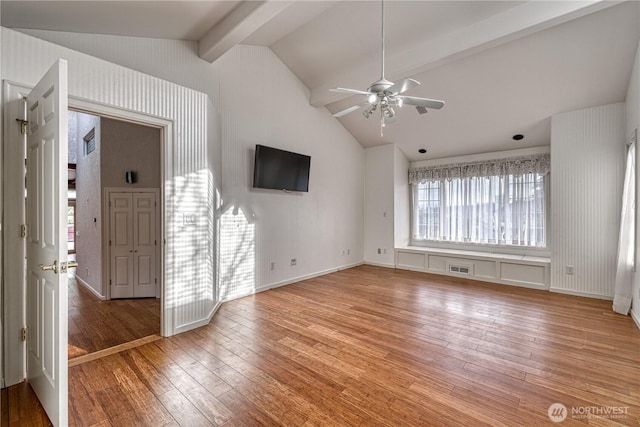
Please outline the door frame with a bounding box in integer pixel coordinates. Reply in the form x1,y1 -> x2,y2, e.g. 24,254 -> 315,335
2,82 -> 173,387
104,188 -> 161,300
69,99 -> 170,337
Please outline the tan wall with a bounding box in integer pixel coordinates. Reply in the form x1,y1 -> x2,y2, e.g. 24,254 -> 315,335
101,118 -> 161,189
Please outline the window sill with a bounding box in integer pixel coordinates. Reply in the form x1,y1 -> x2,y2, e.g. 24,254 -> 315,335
398,245 -> 550,264
410,240 -> 551,259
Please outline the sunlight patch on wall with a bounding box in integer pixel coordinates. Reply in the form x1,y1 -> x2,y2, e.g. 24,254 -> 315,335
217,206 -> 255,301
165,168 -> 215,328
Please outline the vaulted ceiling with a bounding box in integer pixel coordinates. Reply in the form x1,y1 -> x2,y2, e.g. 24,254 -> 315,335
2,1 -> 638,160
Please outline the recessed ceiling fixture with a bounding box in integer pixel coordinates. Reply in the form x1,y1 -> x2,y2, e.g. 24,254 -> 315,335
418,148 -> 427,154
330,0 -> 445,137
512,134 -> 524,141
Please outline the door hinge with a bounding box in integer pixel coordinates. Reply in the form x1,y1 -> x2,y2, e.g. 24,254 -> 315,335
21,327 -> 28,342
20,224 -> 27,238
110,279 -> 112,285
16,119 -> 28,135
109,240 -> 112,246
155,239 -> 157,246
155,278 -> 157,284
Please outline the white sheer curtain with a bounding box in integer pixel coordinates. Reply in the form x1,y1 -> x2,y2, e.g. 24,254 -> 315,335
412,173 -> 546,247
613,141 -> 636,315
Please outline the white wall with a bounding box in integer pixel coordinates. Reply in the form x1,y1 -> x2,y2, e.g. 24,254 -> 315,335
626,41 -> 640,326
363,144 -> 410,266
214,45 -> 364,298
364,144 -> 395,266
3,29 -> 366,302
1,28 -> 217,348
74,112 -> 102,294
393,146 -> 410,248
550,103 -> 626,299
18,29 -> 215,103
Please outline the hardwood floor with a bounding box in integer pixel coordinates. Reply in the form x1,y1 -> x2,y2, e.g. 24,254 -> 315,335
5,265 -> 640,426
68,272 -> 160,359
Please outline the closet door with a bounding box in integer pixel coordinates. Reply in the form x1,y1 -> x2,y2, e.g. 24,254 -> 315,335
133,193 -> 157,297
109,193 -> 134,298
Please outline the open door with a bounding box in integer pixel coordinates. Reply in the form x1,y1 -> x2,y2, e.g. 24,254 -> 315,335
25,59 -> 69,426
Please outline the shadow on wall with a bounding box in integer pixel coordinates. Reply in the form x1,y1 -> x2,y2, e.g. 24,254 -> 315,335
216,204 -> 256,301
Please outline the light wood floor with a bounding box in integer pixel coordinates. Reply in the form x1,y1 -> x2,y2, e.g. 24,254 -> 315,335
4,265 -> 640,426
68,272 -> 160,359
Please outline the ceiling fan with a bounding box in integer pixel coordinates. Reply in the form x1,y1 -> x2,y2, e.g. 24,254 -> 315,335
330,0 -> 445,136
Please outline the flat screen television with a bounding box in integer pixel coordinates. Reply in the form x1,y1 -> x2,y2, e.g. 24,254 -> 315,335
253,144 -> 311,192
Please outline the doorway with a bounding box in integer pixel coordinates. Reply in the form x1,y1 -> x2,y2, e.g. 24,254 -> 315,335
67,110 -> 162,360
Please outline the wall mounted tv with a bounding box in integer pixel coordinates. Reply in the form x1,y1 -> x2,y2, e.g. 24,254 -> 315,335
253,144 -> 311,192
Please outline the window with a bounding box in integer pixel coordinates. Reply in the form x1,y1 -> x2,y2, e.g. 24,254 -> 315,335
410,154 -> 549,248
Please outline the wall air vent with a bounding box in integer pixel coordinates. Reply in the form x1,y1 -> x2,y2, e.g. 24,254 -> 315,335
448,263 -> 472,275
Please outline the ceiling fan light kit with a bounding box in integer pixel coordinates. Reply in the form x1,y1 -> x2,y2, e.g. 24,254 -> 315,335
330,0 -> 445,136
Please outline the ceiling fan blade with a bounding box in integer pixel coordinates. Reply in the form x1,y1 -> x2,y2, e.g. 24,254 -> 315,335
330,87 -> 372,96
333,102 -> 370,118
386,78 -> 420,95
399,95 -> 445,110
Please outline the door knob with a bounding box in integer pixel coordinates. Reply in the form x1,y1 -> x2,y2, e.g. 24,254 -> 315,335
39,260 -> 58,274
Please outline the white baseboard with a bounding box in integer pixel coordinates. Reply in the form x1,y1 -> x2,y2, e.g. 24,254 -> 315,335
255,261 -> 364,293
364,261 -> 395,269
74,275 -> 106,300
548,287 -> 613,301
172,300 -> 221,335
631,308 -> 640,330
209,301 -> 222,322
222,262 -> 364,303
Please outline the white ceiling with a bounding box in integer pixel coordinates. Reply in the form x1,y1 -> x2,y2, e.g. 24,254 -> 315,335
2,1 -> 638,161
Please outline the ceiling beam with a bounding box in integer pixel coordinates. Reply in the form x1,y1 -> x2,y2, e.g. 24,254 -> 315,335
199,0 -> 292,63
310,0 -> 622,107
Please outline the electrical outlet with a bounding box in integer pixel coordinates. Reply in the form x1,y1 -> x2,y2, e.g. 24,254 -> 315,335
341,249 -> 345,256
270,262 -> 275,271
383,248 -> 387,254
347,249 -> 350,255
291,258 -> 297,266
377,248 -> 381,254
565,265 -> 574,275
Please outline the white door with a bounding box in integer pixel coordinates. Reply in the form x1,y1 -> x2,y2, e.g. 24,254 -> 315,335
133,193 -> 157,298
26,59 -> 69,426
110,192 -> 134,299
110,191 -> 157,298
